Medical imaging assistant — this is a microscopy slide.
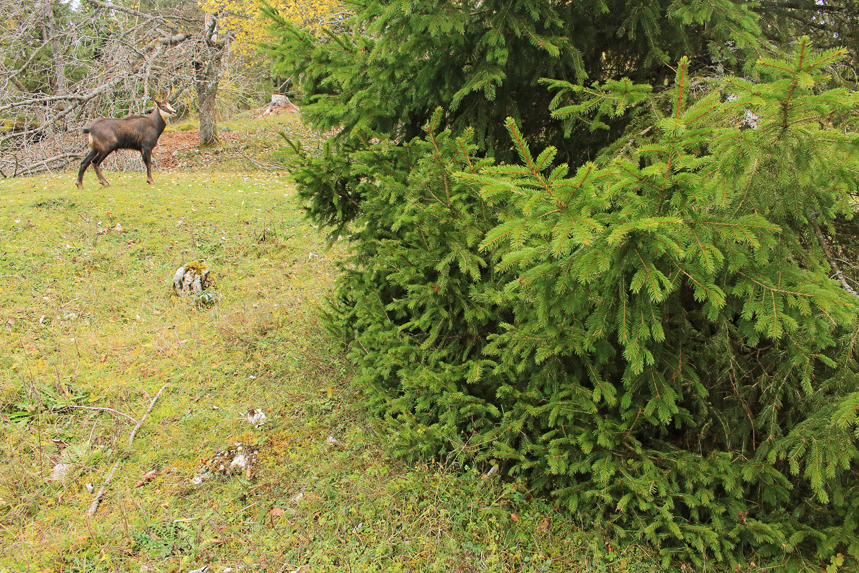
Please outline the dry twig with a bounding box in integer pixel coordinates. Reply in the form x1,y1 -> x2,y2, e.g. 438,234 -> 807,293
87,384 -> 169,516
52,405 -> 138,425
129,383 -> 169,447
87,460 -> 119,517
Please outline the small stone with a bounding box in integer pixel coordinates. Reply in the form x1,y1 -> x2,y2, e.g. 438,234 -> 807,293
48,463 -> 71,483
246,408 -> 267,427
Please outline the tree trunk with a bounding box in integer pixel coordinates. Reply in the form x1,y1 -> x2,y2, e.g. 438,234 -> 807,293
195,54 -> 222,146
195,13 -> 229,147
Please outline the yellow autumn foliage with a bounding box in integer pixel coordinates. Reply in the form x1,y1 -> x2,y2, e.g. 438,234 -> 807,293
197,0 -> 343,53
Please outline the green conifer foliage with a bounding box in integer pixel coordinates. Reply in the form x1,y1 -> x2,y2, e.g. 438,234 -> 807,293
266,0 -> 859,566
264,0 -> 760,236
462,44 -> 859,566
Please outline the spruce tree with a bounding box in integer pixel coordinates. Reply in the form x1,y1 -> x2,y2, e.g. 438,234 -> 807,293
466,43 -> 859,567
266,0 -> 859,567
264,0 -> 760,235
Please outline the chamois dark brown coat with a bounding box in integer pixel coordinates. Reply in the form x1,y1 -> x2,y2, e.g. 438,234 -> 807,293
76,100 -> 176,189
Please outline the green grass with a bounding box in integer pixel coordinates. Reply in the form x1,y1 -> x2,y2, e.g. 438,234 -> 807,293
0,169 -> 659,572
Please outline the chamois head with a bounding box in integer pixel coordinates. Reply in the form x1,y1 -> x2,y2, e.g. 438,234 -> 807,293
154,99 -> 177,119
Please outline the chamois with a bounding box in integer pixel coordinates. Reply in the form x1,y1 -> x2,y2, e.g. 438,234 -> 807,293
76,100 -> 177,189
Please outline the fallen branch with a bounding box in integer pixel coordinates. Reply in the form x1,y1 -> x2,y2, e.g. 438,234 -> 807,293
87,384 -> 169,517
87,460 -> 119,517
236,149 -> 283,171
129,383 -> 168,447
52,405 -> 138,425
1,153 -> 82,177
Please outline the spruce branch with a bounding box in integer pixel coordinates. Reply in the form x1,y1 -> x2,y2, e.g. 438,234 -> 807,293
674,57 -> 689,120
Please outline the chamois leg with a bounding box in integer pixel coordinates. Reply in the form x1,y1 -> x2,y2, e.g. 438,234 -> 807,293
76,149 -> 98,189
91,151 -> 111,187
141,148 -> 154,185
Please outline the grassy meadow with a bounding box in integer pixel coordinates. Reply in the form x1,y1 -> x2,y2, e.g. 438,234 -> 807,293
0,121 -> 658,572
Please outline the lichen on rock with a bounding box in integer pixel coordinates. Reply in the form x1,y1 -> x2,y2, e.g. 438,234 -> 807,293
173,260 -> 218,306
191,442 -> 259,485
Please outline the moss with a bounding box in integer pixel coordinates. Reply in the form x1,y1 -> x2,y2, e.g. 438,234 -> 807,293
184,259 -> 208,273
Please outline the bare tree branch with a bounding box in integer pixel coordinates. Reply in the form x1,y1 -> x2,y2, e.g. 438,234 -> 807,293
0,0 -> 248,176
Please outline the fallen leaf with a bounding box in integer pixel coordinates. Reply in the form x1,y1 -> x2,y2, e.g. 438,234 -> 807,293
50,438 -> 69,450
134,470 -> 158,488
537,517 -> 551,533
245,408 -> 267,427
268,507 -> 284,519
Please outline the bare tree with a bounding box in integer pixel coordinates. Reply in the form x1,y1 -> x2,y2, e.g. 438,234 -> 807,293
0,0 -> 238,178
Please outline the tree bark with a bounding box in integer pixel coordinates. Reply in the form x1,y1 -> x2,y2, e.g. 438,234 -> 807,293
36,0 -> 68,95
195,13 -> 230,147
195,52 -> 222,146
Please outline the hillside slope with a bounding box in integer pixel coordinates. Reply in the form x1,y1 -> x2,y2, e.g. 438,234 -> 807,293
0,125 -> 658,572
